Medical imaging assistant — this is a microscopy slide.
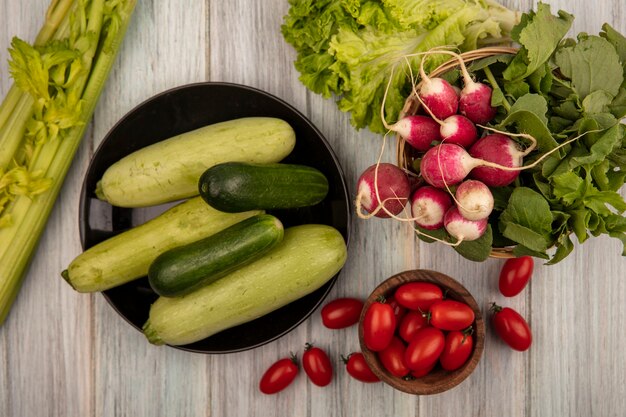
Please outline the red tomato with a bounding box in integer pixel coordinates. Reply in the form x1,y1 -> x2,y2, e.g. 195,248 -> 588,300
386,295 -> 407,321
259,356 -> 299,394
302,343 -> 333,387
378,337 -> 410,377
343,352 -> 379,383
439,330 -> 474,371
410,361 -> 436,378
363,302 -> 396,352
394,282 -> 443,311
499,256 -> 534,297
491,303 -> 532,351
398,311 -> 428,343
429,300 -> 475,331
404,327 -> 445,371
321,298 -> 364,329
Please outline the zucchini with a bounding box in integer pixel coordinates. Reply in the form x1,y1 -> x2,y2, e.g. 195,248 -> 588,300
143,224 -> 347,346
61,197 -> 262,292
148,214 -> 284,297
96,117 -> 296,207
199,162 -> 329,212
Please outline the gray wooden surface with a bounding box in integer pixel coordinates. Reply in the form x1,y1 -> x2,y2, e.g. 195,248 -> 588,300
0,1 -> 625,416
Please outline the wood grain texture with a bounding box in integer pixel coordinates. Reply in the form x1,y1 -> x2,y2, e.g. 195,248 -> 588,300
0,0 -> 625,416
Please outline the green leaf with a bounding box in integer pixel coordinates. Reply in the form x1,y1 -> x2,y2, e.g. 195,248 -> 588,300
584,189 -> 626,215
600,23 -> 626,67
582,90 -> 613,115
609,87 -> 626,119
591,160 -> 611,191
499,187 -> 553,252
547,233 -> 574,265
415,224 -> 493,262
552,98 -> 581,121
572,124 -> 623,166
498,94 -> 558,152
503,4 -> 573,82
503,80 -> 530,99
469,54 -> 514,71
512,244 -> 550,259
554,35 -> 624,99
452,225 -> 493,262
568,209 -> 590,242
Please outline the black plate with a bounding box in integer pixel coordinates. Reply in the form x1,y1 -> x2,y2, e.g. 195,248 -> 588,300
79,82 -> 350,353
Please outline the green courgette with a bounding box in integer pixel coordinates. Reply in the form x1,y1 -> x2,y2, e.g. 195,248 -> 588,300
96,117 -> 296,207
143,224 -> 347,346
148,214 -> 284,297
61,197 -> 262,292
199,162 -> 329,212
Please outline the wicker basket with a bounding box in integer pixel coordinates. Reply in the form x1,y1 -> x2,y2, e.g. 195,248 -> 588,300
395,47 -> 518,259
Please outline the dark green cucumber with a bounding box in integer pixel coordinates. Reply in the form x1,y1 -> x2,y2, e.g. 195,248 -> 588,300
198,162 -> 329,212
148,214 -> 283,297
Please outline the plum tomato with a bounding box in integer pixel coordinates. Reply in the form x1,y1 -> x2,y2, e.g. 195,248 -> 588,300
398,311 -> 428,343
410,361 -> 437,378
394,282 -> 443,311
499,256 -> 534,297
363,301 -> 396,352
429,300 -> 475,331
343,352 -> 379,383
259,355 -> 299,394
302,343 -> 333,387
321,298 -> 364,329
378,337 -> 410,378
439,330 -> 474,371
491,303 -> 532,351
386,295 -> 407,321
404,327 -> 445,371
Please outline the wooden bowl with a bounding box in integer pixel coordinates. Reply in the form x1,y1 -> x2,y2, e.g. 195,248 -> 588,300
358,269 -> 484,395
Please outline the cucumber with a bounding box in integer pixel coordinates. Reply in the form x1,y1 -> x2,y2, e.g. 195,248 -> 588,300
199,162 -> 329,213
61,197 -> 262,292
148,214 -> 284,297
143,224 -> 347,346
96,117 -> 295,208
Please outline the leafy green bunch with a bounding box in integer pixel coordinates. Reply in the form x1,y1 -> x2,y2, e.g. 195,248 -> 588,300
421,4 -> 626,263
281,0 -> 520,133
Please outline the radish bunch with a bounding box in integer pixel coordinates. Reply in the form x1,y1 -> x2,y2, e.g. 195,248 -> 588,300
355,50 -> 559,246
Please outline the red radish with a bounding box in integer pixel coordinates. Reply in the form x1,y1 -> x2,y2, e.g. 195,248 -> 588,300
420,144 -> 475,188
469,134 -> 523,187
410,186 -> 453,230
453,53 -> 497,124
356,163 -> 410,218
444,206 -> 488,242
418,77 -> 459,120
439,114 -> 478,148
459,81 -> 497,124
455,180 -> 494,221
390,115 -> 441,152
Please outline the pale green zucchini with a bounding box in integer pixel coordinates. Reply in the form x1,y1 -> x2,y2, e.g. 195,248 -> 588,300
61,197 -> 262,292
143,224 -> 348,346
96,117 -> 296,207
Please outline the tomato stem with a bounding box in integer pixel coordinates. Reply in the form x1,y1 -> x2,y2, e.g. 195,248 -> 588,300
375,295 -> 387,303
340,353 -> 352,364
304,342 -> 313,351
490,302 -> 503,313
461,325 -> 474,343
289,352 -> 299,365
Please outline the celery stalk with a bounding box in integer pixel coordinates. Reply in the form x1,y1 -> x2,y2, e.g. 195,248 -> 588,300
0,0 -> 137,324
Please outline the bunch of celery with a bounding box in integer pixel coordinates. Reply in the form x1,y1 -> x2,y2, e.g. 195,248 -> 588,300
0,0 -> 137,324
